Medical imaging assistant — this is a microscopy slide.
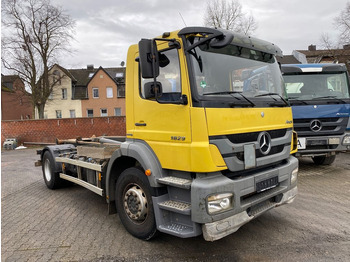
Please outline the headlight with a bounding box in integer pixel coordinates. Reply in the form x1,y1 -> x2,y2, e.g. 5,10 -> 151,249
291,167 -> 298,184
207,193 -> 233,214
342,135 -> 350,145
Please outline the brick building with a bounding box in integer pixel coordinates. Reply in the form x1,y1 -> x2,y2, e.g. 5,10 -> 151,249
82,66 -> 125,117
1,74 -> 32,120
43,65 -> 125,119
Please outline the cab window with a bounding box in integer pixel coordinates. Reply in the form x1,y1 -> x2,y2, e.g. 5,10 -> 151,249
140,48 -> 181,102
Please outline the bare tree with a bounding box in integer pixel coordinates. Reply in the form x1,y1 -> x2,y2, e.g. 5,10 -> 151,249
203,0 -> 257,35
1,0 -> 75,119
335,1 -> 350,46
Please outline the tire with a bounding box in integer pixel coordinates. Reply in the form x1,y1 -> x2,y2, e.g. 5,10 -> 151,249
312,155 -> 336,165
115,167 -> 157,240
42,151 -> 62,189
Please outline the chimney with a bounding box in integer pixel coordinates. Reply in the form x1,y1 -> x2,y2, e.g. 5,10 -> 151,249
87,64 -> 94,70
308,45 -> 316,51
343,44 -> 350,50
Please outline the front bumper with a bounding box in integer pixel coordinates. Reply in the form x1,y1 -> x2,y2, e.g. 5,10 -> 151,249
202,186 -> 297,241
190,156 -> 298,241
296,132 -> 350,156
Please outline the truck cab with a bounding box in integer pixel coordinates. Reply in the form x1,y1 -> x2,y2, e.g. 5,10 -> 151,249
123,27 -> 298,240
282,64 -> 350,164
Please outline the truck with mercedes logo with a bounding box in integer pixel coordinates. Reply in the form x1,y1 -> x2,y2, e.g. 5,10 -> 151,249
36,27 -> 299,241
281,63 -> 350,165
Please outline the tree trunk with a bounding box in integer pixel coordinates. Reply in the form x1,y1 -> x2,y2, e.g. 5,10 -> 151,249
37,104 -> 45,119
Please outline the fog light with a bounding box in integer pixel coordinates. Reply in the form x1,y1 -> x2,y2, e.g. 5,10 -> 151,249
342,135 -> 350,145
328,137 -> 340,145
291,167 -> 298,184
207,193 -> 233,214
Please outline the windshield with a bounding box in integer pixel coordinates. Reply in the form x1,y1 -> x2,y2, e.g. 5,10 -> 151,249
283,72 -> 350,100
189,39 -> 286,107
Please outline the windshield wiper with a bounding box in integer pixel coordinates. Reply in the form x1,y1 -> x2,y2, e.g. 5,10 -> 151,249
287,97 -> 309,105
255,92 -> 289,106
312,96 -> 347,104
203,91 -> 255,106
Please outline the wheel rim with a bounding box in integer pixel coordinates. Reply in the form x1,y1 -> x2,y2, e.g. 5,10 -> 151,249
44,158 -> 52,182
123,184 -> 148,223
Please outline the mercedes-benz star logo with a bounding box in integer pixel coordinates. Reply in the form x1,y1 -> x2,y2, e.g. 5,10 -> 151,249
310,119 -> 322,132
258,132 -> 271,155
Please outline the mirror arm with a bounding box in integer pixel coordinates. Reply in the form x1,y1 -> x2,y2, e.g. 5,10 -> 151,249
151,40 -> 159,99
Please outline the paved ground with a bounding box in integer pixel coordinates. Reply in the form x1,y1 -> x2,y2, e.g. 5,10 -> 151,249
1,148 -> 350,262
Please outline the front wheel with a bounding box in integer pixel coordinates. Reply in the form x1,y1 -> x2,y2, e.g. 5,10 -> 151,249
115,167 -> 157,240
312,155 -> 336,165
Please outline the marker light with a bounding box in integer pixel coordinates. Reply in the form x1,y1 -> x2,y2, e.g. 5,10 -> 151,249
291,167 -> 298,185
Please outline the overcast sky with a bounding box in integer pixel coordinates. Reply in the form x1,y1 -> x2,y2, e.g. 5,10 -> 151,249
52,0 -> 348,69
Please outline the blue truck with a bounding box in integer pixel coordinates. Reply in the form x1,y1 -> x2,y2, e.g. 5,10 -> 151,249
281,64 -> 350,165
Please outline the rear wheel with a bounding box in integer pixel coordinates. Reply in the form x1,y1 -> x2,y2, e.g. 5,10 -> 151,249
312,155 -> 336,165
115,167 -> 157,240
42,151 -> 62,189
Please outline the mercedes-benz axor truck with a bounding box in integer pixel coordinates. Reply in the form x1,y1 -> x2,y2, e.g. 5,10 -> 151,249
282,64 -> 350,165
36,27 -> 299,241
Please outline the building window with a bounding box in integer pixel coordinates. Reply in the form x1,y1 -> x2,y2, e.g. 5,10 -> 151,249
116,72 -> 124,78
62,88 -> 67,99
56,110 -> 62,118
117,84 -> 125,98
70,110 -> 76,118
93,88 -> 99,98
87,109 -> 93,117
114,108 -> 121,116
106,87 -> 113,98
100,108 -> 108,117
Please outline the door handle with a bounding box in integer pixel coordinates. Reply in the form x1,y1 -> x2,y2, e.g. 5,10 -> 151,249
135,122 -> 147,126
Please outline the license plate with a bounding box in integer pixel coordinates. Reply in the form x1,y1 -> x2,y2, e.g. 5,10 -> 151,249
297,138 -> 306,149
256,176 -> 279,193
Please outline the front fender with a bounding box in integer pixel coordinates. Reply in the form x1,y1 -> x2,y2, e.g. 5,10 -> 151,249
105,139 -> 164,204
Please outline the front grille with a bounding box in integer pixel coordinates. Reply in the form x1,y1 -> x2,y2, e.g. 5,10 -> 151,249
210,128 -> 292,172
217,129 -> 288,144
294,117 -> 348,136
236,144 -> 285,161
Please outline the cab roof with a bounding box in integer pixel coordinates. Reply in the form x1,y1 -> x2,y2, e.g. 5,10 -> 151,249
281,63 -> 348,74
177,27 -> 283,57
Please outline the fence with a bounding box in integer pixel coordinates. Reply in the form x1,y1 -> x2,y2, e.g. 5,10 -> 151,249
1,116 -> 126,146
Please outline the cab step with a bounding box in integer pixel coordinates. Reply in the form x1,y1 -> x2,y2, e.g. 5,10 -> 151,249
158,200 -> 191,215
153,194 -> 202,238
157,176 -> 192,189
158,222 -> 196,237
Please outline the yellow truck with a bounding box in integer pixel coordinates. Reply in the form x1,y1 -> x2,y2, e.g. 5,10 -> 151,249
36,27 -> 298,241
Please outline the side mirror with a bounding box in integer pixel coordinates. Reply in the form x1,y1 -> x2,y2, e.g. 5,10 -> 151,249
138,39 -> 159,79
144,81 -> 163,99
